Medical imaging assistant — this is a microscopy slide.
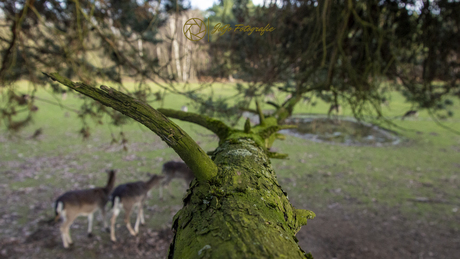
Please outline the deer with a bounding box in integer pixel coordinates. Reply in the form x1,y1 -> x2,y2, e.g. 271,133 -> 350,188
109,174 -> 164,242
54,170 -> 116,248
159,161 -> 194,200
401,110 -> 418,120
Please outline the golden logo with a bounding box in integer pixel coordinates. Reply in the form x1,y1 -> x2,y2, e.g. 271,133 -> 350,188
212,23 -> 275,36
183,18 -> 207,41
184,18 -> 276,42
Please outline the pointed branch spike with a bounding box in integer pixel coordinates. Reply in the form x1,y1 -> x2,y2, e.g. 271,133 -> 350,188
244,118 -> 251,133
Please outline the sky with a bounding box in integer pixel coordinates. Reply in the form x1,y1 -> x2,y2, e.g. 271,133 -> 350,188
0,0 -> 430,20
189,0 -> 432,14
190,0 -> 270,11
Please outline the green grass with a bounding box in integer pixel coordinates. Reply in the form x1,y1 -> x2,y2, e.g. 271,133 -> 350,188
1,80 -> 459,240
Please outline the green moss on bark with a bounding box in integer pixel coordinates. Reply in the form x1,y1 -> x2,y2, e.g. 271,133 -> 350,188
169,139 -> 315,259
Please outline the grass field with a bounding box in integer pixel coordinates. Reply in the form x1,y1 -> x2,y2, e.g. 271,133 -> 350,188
1,80 -> 459,258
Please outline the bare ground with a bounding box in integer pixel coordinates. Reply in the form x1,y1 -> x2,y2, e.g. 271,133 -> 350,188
1,150 -> 459,258
1,193 -> 459,259
0,223 -> 173,259
296,206 -> 460,259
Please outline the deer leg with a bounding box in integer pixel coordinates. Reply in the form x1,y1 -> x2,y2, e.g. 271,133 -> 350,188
160,177 -> 173,200
65,217 -> 76,246
87,213 -> 94,237
167,184 -> 175,198
59,211 -> 68,248
100,206 -> 109,232
60,212 -> 77,248
139,205 -> 145,225
60,231 -> 68,248
134,203 -> 141,234
159,185 -> 163,200
123,203 -> 136,236
110,197 -> 121,242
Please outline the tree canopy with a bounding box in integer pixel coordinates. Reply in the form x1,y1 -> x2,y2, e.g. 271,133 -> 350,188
1,0 -> 459,135
203,0 -> 460,126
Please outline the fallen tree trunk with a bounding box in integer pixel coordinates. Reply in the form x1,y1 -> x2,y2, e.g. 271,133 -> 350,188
169,138 -> 315,258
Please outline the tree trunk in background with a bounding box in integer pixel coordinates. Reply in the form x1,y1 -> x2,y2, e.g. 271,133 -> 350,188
186,42 -> 192,81
170,17 -> 182,81
156,30 -> 173,78
168,19 -> 175,78
173,38 -> 181,80
138,38 -> 143,70
168,139 -> 314,259
152,10 -> 208,82
182,16 -> 188,82
156,46 -> 161,65
173,39 -> 181,80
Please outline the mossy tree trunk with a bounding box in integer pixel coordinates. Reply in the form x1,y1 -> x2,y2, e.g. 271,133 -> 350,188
43,73 -> 315,259
169,138 -> 314,258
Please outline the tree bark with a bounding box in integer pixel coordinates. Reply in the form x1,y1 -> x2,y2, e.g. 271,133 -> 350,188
168,138 -> 314,258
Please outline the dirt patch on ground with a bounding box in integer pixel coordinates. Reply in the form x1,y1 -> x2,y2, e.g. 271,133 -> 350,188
2,204 -> 459,258
0,221 -> 173,259
1,145 -> 459,258
296,206 -> 460,259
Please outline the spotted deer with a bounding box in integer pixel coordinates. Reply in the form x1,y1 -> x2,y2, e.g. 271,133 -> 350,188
54,170 -> 116,248
159,161 -> 194,200
110,174 -> 164,242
